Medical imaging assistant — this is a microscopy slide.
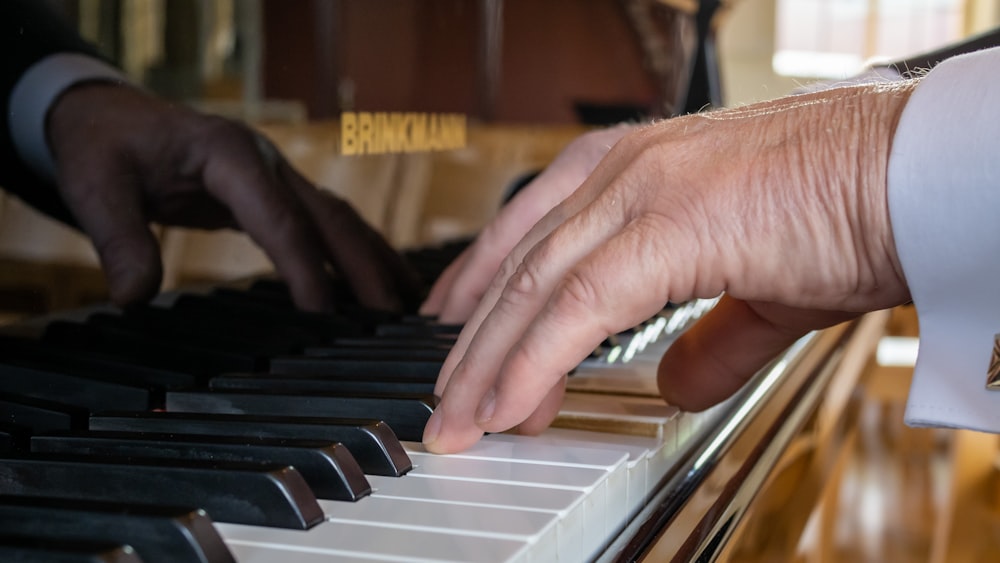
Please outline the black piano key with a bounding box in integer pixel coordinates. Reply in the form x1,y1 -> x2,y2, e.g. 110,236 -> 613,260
331,336 -> 456,349
0,433 -> 13,454
0,422 -> 30,453
86,312 -> 289,358
209,372 -> 437,396
42,321 -> 260,375
0,536 -> 142,563
0,454 -> 324,530
165,390 -> 436,442
31,431 -> 371,502
0,361 -> 154,412
0,335 -> 197,390
0,393 -> 88,432
374,322 -> 462,338
170,294 -> 365,341
302,346 -> 451,361
0,496 -> 233,563
115,304 -> 315,352
269,356 -> 443,379
244,278 -> 355,311
89,412 -> 412,477
216,286 -> 399,326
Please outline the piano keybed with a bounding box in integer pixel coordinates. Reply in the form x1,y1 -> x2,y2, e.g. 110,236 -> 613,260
0,248 -> 875,562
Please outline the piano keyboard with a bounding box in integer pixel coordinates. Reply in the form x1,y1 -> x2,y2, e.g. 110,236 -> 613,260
0,251 -> 875,562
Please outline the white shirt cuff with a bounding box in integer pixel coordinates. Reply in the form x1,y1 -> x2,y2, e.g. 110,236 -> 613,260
8,53 -> 127,184
888,47 -> 1000,433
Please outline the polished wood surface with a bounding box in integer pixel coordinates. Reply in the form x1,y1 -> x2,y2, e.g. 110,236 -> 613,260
718,306 -> 1000,563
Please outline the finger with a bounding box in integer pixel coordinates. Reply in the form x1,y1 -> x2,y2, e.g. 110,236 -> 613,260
425,130 -> 655,452
511,376 -> 567,436
57,167 -> 162,306
430,233 -> 510,323
430,160 -> 596,323
430,178 -> 679,453
419,247 -> 469,316
474,216 -> 686,435
432,144 -> 635,398
280,160 -> 421,312
429,187 -> 615,406
197,129 -> 337,312
657,296 -> 858,411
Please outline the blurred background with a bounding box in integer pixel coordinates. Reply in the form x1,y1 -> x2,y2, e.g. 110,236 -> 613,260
3,0 -> 997,307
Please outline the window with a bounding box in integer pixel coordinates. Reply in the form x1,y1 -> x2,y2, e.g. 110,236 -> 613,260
773,0 -> 967,79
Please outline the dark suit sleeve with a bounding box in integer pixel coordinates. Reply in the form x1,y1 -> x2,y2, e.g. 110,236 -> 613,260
0,0 -> 105,225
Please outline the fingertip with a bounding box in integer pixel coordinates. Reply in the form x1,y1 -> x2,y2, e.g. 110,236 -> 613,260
437,299 -> 477,326
421,409 -> 442,447
422,412 -> 486,454
420,252 -> 466,316
99,233 -> 163,307
284,273 -> 336,313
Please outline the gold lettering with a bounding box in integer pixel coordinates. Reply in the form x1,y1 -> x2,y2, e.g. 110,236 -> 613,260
340,111 -> 467,155
372,112 -> 386,154
428,114 -> 442,151
357,112 -> 374,154
341,112 -> 358,155
384,112 -> 404,153
441,114 -> 463,149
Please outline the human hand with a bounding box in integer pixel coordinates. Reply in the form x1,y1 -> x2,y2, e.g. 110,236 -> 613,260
423,81 -> 917,453
46,82 -> 419,311
420,124 -> 635,323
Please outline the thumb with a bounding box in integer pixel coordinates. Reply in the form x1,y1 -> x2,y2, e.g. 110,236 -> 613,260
658,296 -> 857,411
59,171 -> 162,306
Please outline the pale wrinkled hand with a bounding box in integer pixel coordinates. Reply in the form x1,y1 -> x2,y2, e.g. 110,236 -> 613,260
420,124 -> 636,323
423,82 -> 917,454
47,83 -> 419,311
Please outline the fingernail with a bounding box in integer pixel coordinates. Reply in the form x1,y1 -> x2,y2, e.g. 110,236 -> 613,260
475,387 -> 496,425
422,409 -> 442,445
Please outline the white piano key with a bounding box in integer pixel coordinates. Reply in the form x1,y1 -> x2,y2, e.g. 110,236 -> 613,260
487,430 -> 654,521
400,451 -> 614,560
366,474 -> 584,511
428,435 -> 630,540
365,474 -> 587,562
219,520 -> 529,563
541,427 -> 664,494
317,496 -> 556,541
402,450 -> 610,489
430,434 -> 629,468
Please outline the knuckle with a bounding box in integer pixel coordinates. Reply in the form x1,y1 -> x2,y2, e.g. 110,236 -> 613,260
490,254 -> 520,292
552,269 -> 600,319
497,259 -> 544,309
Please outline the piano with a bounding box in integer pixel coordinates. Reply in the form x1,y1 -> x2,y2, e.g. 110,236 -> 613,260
0,238 -> 886,563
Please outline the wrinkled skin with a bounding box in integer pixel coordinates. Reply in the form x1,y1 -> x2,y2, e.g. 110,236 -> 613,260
423,82 -> 916,454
